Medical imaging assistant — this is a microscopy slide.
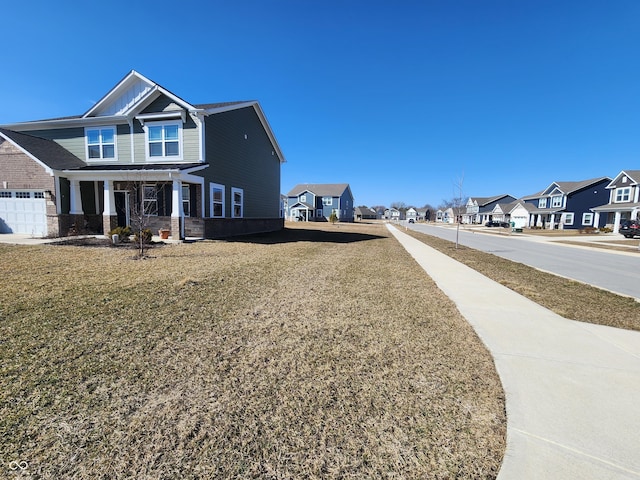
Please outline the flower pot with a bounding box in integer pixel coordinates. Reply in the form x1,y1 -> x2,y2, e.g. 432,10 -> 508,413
159,229 -> 170,240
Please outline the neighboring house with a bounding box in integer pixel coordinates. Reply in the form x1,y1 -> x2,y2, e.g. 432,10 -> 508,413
405,207 -> 418,222
0,70 -> 285,239
490,201 -> 534,228
591,171 -> 640,233
354,206 -> 377,221
462,194 -> 517,224
522,177 -> 611,230
436,207 -> 454,223
286,183 -> 354,222
385,208 -> 401,221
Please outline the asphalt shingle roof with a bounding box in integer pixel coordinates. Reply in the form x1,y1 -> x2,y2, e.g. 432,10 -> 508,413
0,128 -> 86,170
287,183 -> 350,197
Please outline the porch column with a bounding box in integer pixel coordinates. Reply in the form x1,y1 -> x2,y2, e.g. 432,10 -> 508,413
171,179 -> 184,239
69,179 -> 83,215
102,180 -> 117,235
613,211 -> 622,233
593,212 -> 600,228
549,213 -> 555,229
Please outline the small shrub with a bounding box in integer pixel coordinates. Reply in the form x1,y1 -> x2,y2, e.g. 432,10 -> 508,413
134,228 -> 153,244
601,227 -> 613,233
108,226 -> 132,242
329,212 -> 338,224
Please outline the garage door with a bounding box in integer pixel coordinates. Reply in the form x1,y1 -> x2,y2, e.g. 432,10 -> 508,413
0,190 -> 47,236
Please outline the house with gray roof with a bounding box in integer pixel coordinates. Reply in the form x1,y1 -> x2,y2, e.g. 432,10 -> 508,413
0,70 -> 285,239
462,194 -> 517,224
522,177 -> 611,230
286,183 -> 354,222
354,206 -> 377,221
591,170 -> 640,233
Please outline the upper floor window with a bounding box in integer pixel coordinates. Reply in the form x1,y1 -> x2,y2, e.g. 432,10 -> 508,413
86,127 -> 116,160
211,183 -> 225,218
300,194 -> 307,203
232,187 -> 244,218
323,196 -> 333,206
538,198 -> 547,208
615,187 -> 631,203
551,195 -> 562,208
146,121 -> 182,160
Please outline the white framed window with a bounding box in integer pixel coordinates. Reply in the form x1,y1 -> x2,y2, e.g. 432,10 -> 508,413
563,213 -> 574,225
145,121 -> 182,161
538,198 -> 547,208
551,195 -> 562,208
210,183 -> 225,218
143,185 -> 158,215
615,187 -> 631,203
16,191 -> 31,199
316,209 -> 323,217
300,194 -> 306,203
232,187 -> 243,218
582,212 -> 593,225
85,127 -> 116,161
323,196 -> 333,206
182,185 -> 190,217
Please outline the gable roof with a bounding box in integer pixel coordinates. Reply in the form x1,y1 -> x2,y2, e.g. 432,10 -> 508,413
607,170 -> 640,188
83,70 -> 200,118
287,183 -> 351,197
469,194 -> 514,206
523,177 -> 611,199
0,71 -> 286,164
0,128 -> 86,171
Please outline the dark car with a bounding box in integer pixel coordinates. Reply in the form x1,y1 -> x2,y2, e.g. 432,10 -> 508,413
619,220 -> 640,238
408,218 -> 415,223
485,220 -> 510,228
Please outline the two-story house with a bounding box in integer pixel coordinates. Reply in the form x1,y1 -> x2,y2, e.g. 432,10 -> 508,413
591,170 -> 640,233
522,177 -> 611,230
0,70 -> 285,239
462,195 -> 517,224
286,183 -> 354,222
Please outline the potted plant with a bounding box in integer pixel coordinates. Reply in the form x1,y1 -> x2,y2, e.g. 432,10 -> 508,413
158,228 -> 170,240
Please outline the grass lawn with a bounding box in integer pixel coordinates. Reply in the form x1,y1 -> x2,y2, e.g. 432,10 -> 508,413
405,228 -> 640,332
0,222 -> 505,479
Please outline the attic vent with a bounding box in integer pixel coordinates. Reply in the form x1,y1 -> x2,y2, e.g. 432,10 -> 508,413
622,176 -> 628,183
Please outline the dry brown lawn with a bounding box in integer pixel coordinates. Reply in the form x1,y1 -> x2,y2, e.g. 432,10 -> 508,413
0,222 -> 505,479
405,228 -> 640,332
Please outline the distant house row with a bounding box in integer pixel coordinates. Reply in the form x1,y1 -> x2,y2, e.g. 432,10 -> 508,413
461,172 -> 640,232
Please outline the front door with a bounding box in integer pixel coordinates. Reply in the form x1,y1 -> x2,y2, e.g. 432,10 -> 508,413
114,191 -> 129,227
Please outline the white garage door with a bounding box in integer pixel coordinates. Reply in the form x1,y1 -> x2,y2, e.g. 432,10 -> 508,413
0,190 -> 47,236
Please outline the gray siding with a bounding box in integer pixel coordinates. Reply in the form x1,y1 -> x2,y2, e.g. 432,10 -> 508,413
201,107 -> 281,218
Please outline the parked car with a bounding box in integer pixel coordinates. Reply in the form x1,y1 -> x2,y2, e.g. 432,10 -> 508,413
485,220 -> 510,228
408,218 -> 415,223
619,220 -> 640,238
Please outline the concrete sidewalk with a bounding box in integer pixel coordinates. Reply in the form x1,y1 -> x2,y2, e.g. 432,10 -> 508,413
387,225 -> 640,479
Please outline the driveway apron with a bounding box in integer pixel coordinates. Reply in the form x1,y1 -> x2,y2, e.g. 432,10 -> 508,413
387,225 -> 640,479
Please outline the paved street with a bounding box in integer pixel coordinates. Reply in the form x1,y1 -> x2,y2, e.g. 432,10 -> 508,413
405,223 -> 640,299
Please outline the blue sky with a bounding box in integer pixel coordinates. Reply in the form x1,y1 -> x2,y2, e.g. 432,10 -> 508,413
1,0 -> 639,208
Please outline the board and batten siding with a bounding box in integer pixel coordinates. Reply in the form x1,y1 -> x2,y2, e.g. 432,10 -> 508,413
202,107 -> 281,219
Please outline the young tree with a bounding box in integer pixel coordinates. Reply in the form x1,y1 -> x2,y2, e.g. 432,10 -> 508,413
128,180 -> 157,258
